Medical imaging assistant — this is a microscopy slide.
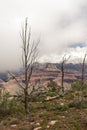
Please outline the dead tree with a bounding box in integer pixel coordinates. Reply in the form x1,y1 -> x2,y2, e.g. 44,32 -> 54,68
76,52 -> 87,101
61,55 -> 70,93
8,18 -> 39,119
21,18 -> 39,118
81,52 -> 87,85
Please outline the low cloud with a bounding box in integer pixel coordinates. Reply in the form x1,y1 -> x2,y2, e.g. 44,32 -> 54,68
0,0 -> 87,70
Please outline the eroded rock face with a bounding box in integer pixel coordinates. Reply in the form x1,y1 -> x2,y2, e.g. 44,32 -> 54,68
1,63 -> 83,95
4,80 -> 21,96
2,64 -> 61,95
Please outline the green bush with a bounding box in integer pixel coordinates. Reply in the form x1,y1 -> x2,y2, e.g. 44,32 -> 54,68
72,81 -> 87,92
0,89 -> 25,117
64,90 -> 74,100
9,118 -> 19,125
57,104 -> 69,111
47,80 -> 60,92
70,119 -> 81,130
18,126 -> 29,130
69,101 -> 87,109
1,120 -> 8,126
71,81 -> 87,102
45,91 -> 57,97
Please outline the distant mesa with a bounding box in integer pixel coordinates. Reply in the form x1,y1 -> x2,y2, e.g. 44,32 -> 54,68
46,63 -> 60,72
0,63 -> 85,95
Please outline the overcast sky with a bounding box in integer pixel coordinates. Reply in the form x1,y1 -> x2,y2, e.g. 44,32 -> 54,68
0,0 -> 87,71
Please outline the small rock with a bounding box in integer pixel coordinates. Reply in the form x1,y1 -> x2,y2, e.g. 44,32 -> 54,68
34,127 -> 42,130
61,116 -> 65,118
30,122 -> 35,125
47,125 -> 50,128
35,122 -> 40,126
60,103 -> 64,106
46,96 -> 51,100
11,124 -> 17,127
49,120 -> 57,125
65,111 -> 68,113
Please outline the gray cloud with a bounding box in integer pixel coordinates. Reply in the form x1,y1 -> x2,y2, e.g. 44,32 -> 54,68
69,43 -> 86,48
0,0 -> 87,70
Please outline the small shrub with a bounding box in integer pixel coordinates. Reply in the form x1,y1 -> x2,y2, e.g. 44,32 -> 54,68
47,80 -> 60,92
64,90 -> 74,100
69,101 -> 87,109
39,102 -> 57,111
39,112 -> 49,119
1,120 -> 8,126
72,81 -> 87,92
18,126 -> 29,130
41,102 -> 51,110
77,101 -> 87,109
57,104 -> 69,111
9,118 -> 19,125
46,91 -> 57,97
70,119 -> 81,130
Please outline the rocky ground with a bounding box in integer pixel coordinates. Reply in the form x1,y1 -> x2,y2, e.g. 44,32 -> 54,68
0,90 -> 87,130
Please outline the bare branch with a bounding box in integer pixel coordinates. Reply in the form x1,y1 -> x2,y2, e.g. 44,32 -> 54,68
8,71 -> 25,90
27,27 -> 31,56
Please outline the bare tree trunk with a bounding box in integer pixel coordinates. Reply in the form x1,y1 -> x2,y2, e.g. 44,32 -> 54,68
61,61 -> 64,93
61,55 -> 70,93
24,20 -> 29,117
8,18 -> 39,119
81,61 -> 84,86
81,53 -> 87,101
81,53 -> 87,85
24,89 -> 29,117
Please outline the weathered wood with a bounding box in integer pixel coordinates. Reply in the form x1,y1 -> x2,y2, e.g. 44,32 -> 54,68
44,95 -> 61,101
